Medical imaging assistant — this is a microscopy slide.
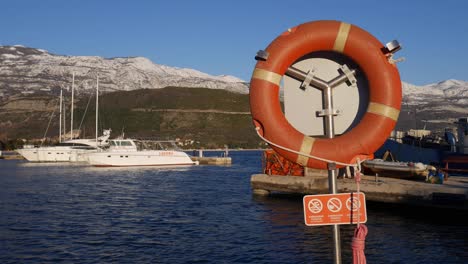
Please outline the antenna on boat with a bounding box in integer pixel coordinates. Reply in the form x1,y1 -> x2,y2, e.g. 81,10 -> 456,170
422,120 -> 428,130
121,126 -> 125,139
63,94 -> 66,140
96,75 -> 99,147
70,72 -> 75,140
59,88 -> 63,143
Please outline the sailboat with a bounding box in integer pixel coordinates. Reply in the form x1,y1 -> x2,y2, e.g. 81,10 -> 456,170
16,74 -> 110,162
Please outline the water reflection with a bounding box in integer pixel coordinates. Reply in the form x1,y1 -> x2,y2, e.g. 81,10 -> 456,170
1,152 -> 467,263
252,193 -> 468,263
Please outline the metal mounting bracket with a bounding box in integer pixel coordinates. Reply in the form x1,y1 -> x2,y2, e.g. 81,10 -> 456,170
300,70 -> 315,90
316,109 -> 341,117
255,50 -> 269,61
339,64 -> 357,86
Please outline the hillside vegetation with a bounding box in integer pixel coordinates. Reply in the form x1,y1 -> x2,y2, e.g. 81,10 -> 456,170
3,85 -> 459,150
0,87 -> 263,149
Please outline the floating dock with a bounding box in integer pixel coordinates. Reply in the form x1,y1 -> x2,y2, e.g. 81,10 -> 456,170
189,149 -> 232,165
251,172 -> 468,210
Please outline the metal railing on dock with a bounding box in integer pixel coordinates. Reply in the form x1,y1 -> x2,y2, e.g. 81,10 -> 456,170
190,148 -> 232,165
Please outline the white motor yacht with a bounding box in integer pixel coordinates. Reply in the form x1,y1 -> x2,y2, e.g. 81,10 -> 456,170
83,139 -> 198,167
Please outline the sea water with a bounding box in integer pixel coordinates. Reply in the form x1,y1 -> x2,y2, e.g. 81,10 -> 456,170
0,151 -> 466,263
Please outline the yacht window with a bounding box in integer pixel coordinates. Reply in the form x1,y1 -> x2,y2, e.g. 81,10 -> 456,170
135,141 -> 144,151
57,142 -> 91,147
120,141 -> 133,146
110,141 -> 117,146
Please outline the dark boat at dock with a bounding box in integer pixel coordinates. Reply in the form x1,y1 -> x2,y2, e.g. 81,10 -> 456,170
375,117 -> 468,175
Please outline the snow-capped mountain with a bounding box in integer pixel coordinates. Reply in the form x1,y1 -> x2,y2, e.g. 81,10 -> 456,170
1,45 -> 467,116
0,45 -> 248,98
399,79 -> 468,132
403,79 -> 468,103
0,45 -> 467,137
402,79 -> 468,106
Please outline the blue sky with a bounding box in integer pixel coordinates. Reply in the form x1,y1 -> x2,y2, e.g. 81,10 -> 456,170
2,0 -> 467,85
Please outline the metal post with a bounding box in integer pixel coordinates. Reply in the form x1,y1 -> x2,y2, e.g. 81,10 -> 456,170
324,84 -> 341,264
285,64 -> 358,264
323,86 -> 335,138
328,162 -> 341,264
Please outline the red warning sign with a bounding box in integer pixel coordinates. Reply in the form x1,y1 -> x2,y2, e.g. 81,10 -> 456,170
303,192 -> 367,226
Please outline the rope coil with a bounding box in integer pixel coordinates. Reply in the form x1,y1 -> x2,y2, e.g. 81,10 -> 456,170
353,162 -> 367,264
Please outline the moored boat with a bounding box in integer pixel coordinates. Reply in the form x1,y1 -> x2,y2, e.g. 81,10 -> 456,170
16,129 -> 111,162
375,117 -> 468,176
363,159 -> 430,180
83,138 -> 198,167
16,74 -> 108,163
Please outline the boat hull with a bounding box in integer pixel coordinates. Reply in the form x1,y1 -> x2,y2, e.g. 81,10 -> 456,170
363,160 -> 428,180
442,154 -> 468,174
85,150 -> 198,167
17,147 -> 96,162
375,139 -> 443,165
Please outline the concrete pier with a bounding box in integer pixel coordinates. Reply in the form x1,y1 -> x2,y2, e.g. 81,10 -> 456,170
251,173 -> 468,210
190,149 -> 232,165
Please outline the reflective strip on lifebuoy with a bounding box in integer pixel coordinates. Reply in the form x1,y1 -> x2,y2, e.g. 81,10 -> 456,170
250,20 -> 402,170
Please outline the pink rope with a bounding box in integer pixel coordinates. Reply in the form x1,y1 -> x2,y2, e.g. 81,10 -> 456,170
352,224 -> 368,264
352,167 -> 367,264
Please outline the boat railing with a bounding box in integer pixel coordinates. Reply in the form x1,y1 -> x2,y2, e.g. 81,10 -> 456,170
135,140 -> 182,151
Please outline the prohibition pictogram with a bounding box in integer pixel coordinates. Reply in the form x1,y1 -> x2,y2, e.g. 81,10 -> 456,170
346,196 -> 361,211
308,199 -> 323,214
303,193 -> 367,226
327,197 -> 342,213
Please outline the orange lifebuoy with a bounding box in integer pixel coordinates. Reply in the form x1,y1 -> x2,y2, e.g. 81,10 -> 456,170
250,20 -> 402,170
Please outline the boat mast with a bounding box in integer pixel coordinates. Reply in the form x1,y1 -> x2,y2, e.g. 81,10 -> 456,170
59,89 -> 63,143
63,98 -> 66,140
70,72 -> 75,140
96,75 -> 99,147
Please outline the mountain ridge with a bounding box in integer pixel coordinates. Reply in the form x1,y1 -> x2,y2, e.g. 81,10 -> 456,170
0,45 -> 249,99
1,45 -> 467,99
1,45 -> 468,146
